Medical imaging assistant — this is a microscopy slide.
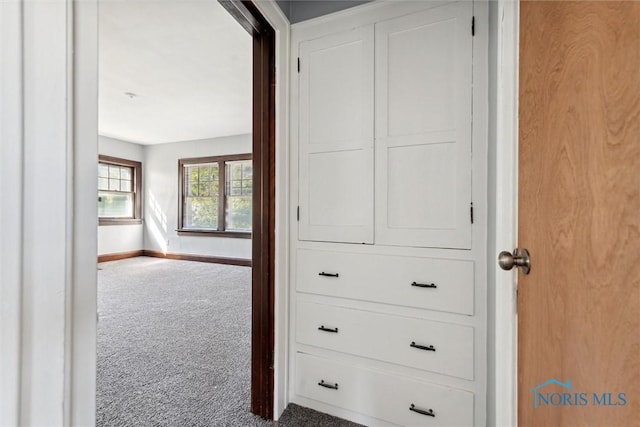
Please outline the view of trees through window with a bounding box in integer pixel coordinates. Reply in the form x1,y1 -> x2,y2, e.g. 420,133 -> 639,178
181,155 -> 252,233
184,163 -> 220,229
225,160 -> 252,231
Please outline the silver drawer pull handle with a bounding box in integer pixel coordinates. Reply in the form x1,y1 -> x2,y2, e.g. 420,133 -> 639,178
411,281 -> 437,288
319,272 -> 339,278
318,380 -> 338,390
318,325 -> 339,333
410,404 -> 435,417
410,341 -> 436,352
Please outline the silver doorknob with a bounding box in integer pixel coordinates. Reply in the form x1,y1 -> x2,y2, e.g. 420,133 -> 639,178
498,248 -> 531,275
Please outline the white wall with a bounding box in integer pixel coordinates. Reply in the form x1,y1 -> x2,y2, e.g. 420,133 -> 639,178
98,136 -> 145,256
144,134 -> 252,260
98,223 -> 143,255
99,134 -> 144,160
97,134 -> 252,260
1,1 -> 98,424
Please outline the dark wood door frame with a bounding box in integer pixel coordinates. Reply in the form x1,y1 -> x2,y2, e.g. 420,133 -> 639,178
219,0 -> 276,420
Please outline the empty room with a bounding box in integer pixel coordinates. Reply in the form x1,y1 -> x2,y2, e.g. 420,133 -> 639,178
95,1 -> 258,424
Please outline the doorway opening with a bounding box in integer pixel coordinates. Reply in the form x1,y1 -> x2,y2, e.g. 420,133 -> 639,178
96,0 -> 275,422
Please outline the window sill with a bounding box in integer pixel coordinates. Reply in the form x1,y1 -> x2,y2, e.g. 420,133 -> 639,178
177,229 -> 252,239
99,218 -> 143,226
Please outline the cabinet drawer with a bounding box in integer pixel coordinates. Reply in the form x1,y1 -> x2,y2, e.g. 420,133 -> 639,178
295,352 -> 474,426
296,302 -> 474,380
296,249 -> 474,315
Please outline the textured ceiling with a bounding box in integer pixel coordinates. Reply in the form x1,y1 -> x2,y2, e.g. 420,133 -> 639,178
99,0 -> 252,145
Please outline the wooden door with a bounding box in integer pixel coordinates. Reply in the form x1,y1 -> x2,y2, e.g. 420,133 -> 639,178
374,2 -> 473,249
518,2 -> 640,426
298,26 -> 374,244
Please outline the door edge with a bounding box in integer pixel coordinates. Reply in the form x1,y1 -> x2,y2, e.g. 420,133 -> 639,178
488,0 -> 519,425
251,0 -> 291,420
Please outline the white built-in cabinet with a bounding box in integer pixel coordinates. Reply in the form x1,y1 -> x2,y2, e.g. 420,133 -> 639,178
375,3 -> 473,249
298,2 -> 473,249
298,25 -> 374,244
290,1 -> 487,426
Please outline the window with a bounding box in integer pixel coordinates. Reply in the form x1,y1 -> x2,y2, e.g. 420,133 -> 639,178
178,154 -> 252,237
225,160 -> 253,231
98,155 -> 142,225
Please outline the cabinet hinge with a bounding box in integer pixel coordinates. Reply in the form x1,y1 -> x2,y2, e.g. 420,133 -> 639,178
472,16 -> 475,36
297,57 -> 300,73
297,206 -> 300,221
470,203 -> 474,224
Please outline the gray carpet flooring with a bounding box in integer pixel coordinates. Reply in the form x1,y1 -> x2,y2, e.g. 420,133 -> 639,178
97,257 -> 362,427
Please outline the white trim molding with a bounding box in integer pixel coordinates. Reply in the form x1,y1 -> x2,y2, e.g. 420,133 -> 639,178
489,0 -> 519,426
0,0 -> 88,424
0,1 -> 25,424
24,0 -> 70,422
71,0 -> 99,424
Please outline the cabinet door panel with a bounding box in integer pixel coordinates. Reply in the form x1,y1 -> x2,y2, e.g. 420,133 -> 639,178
387,140 -> 457,230
299,26 -> 374,244
375,2 -> 473,249
307,150 -> 368,228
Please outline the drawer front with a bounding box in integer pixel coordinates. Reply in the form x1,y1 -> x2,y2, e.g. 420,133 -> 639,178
296,302 -> 474,380
295,352 -> 474,426
296,249 -> 474,315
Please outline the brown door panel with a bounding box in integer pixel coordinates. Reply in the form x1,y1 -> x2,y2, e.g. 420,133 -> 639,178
518,2 -> 640,426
